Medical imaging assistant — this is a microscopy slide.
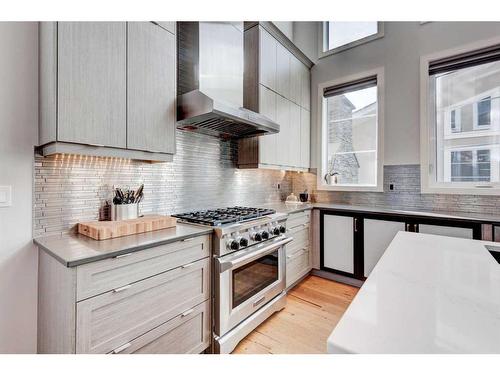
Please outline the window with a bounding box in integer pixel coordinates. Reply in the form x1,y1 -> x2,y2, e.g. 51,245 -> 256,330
318,68 -> 384,191
421,41 -> 500,194
321,22 -> 384,58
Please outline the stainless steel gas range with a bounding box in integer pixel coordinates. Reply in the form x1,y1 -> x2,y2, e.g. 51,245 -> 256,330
173,206 -> 292,353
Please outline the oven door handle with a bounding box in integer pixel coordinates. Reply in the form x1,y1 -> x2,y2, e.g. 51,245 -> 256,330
218,236 -> 293,273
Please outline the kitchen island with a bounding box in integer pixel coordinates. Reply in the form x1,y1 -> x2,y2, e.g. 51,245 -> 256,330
327,231 -> 500,353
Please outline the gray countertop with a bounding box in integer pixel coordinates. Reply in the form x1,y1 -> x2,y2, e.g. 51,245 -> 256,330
33,223 -> 213,267
34,201 -> 500,268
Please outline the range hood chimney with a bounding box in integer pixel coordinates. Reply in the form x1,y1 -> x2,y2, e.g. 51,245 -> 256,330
177,22 -> 280,139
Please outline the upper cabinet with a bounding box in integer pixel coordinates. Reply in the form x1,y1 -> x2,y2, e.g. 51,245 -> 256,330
38,22 -> 177,162
57,22 -> 127,148
239,24 -> 312,171
127,22 -> 176,154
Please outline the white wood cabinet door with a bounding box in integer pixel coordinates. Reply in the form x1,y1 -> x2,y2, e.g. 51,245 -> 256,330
289,56 -> 302,105
289,103 -> 301,167
418,224 -> 473,239
276,95 -> 290,166
258,85 -> 278,165
259,28 -> 277,91
276,43 -> 290,98
363,219 -> 406,277
300,108 -> 310,169
127,22 -> 176,154
300,63 -> 311,110
57,22 -> 127,148
323,215 -> 354,274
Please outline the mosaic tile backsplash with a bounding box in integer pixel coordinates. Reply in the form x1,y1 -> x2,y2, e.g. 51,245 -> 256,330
34,130 -> 291,237
34,130 -> 500,238
292,165 -> 500,215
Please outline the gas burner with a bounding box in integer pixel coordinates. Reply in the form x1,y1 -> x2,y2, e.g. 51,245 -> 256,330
172,206 -> 276,226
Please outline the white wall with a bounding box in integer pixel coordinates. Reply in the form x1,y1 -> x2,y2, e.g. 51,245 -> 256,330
311,22 -> 500,168
0,22 -> 38,353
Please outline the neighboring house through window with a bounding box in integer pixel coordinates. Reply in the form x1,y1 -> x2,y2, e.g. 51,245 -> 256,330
421,40 -> 500,194
318,68 -> 384,191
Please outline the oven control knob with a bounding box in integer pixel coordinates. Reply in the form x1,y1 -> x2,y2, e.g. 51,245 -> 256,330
227,239 -> 240,251
239,237 -> 249,247
273,227 -> 281,236
279,225 -> 286,233
252,232 -> 262,242
261,231 -> 269,240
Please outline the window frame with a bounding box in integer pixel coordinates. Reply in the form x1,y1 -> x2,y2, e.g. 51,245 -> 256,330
318,22 -> 384,59
420,36 -> 500,195
317,67 -> 385,192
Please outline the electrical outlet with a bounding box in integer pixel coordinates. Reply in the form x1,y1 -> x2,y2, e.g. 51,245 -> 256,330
389,184 -> 394,191
0,186 -> 12,207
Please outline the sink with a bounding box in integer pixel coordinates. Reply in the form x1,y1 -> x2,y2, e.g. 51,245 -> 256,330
485,245 -> 500,264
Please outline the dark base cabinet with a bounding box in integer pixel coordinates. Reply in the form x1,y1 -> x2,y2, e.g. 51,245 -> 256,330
320,209 -> 483,281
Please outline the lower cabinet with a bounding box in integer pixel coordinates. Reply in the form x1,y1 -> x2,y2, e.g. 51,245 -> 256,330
37,234 -> 212,354
320,210 -> 483,280
112,300 -> 210,354
286,209 -> 312,288
363,218 -> 406,277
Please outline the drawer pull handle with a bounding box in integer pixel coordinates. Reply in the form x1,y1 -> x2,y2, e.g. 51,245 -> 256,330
112,284 -> 132,293
182,237 -> 196,242
112,342 -> 131,354
181,308 -> 194,317
181,262 -> 196,269
113,252 -> 133,259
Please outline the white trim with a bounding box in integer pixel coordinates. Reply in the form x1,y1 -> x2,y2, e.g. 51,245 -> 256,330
318,22 -> 384,60
420,35 -> 500,195
317,67 -> 385,192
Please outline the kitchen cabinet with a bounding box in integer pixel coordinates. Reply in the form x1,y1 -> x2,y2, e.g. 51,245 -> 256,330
363,218 -> 405,277
276,95 -> 290,166
322,213 -> 358,276
37,234 -> 211,354
276,43 -> 290,98
38,21 -> 176,162
258,85 -> 278,165
300,108 -> 310,168
259,28 -> 277,91
320,209 -> 483,281
289,56 -> 302,105
286,209 -> 312,289
417,224 -> 473,239
57,22 -> 127,148
127,22 -> 176,154
240,23 -> 313,171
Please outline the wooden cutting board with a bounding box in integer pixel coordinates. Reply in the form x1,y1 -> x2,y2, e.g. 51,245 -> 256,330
78,215 -> 177,240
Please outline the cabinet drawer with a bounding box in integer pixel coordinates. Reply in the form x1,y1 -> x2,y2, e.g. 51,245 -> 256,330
287,226 -> 309,253
76,257 -> 210,354
111,300 -> 210,354
287,210 -> 311,230
286,247 -> 310,288
76,235 -> 210,300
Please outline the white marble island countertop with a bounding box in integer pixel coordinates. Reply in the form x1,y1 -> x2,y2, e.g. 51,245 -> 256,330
327,231 -> 500,353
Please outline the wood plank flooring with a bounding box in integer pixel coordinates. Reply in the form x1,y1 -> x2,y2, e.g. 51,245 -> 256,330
232,275 -> 359,354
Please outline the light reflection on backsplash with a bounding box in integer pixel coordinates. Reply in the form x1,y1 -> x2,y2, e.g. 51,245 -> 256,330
33,130 -> 292,237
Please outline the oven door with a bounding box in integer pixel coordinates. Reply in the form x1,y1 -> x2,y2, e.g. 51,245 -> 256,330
215,235 -> 292,337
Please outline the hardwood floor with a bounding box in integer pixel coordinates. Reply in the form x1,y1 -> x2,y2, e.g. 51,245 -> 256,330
232,275 -> 359,354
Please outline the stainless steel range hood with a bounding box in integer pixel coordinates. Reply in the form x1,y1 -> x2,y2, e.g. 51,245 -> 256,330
177,22 -> 280,139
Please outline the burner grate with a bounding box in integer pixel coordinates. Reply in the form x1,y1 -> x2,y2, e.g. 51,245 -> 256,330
172,206 -> 276,226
